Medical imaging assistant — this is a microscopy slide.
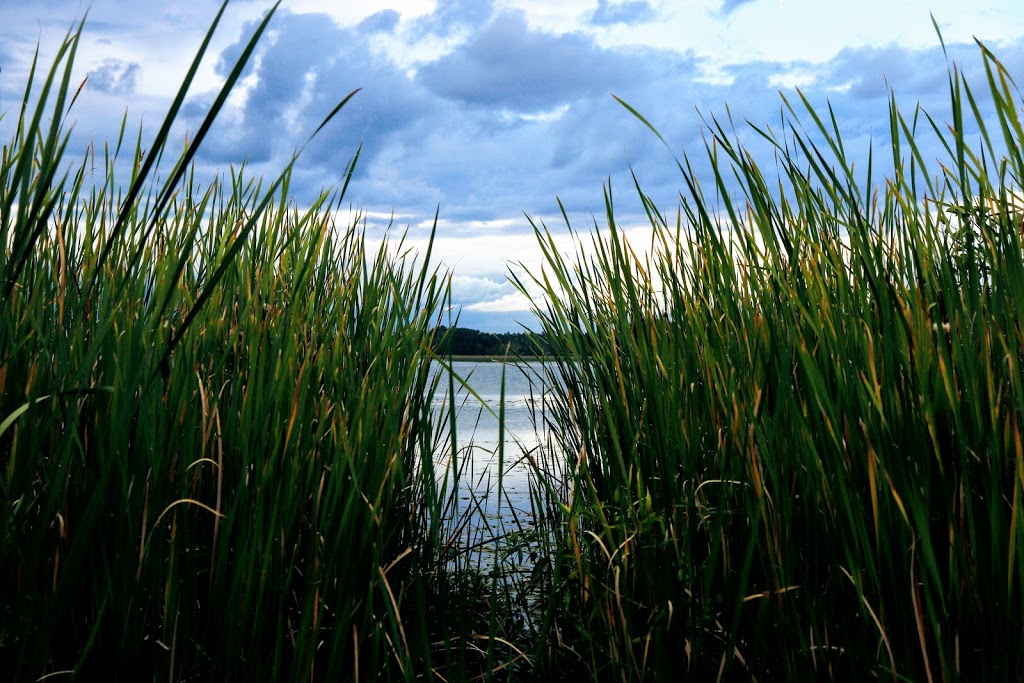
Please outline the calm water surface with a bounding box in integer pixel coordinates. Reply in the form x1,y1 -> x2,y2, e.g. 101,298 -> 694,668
428,360 -> 563,569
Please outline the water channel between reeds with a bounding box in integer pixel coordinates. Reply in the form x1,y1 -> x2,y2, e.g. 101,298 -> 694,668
427,360 -> 566,584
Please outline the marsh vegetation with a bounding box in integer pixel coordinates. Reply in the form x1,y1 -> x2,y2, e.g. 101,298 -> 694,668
2,4 -> 1023,681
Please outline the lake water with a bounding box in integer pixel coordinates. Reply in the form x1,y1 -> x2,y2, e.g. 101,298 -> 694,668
428,360 -> 563,573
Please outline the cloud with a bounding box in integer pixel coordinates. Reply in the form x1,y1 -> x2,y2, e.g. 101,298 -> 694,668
828,40 -> 1024,105
181,4 -> 703,225
359,10 -> 401,33
719,0 -> 756,13
465,291 -> 531,313
87,59 -> 141,95
451,274 -> 516,305
409,0 -> 495,37
829,44 -> 949,100
5,0 -> 1024,334
417,10 -> 640,111
185,9 -> 438,169
590,1 -> 655,26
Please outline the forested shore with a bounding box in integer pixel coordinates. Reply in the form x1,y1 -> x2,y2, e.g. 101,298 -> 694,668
432,325 -> 552,357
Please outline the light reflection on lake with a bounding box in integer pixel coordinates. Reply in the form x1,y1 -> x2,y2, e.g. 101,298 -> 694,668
427,360 -> 563,571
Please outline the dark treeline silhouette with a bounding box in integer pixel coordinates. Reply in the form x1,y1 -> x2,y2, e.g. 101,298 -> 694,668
432,325 -> 552,357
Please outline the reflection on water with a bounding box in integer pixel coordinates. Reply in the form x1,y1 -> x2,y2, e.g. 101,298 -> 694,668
431,360 -> 548,446
427,360 -> 563,573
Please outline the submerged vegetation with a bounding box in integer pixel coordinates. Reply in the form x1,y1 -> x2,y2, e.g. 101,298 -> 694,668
2,3 -> 1023,681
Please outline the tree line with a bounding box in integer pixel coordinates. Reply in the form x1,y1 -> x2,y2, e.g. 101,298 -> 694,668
432,325 -> 552,357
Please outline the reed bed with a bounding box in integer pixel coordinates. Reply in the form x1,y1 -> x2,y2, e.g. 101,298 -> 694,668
7,5 -> 1024,682
0,7 -> 522,681
518,39 -> 1024,681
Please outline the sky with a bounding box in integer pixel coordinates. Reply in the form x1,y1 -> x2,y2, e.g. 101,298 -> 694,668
2,0 -> 1023,331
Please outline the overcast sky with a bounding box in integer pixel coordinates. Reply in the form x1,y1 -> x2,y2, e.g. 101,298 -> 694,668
2,1 -> 1022,331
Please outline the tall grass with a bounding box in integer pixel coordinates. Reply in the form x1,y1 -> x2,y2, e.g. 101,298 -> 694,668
7,6 -> 1024,681
518,39 -> 1024,680
0,6 -> 500,681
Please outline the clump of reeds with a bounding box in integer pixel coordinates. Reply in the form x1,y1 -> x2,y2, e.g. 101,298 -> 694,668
519,38 -> 1024,680
0,6 -> 498,681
